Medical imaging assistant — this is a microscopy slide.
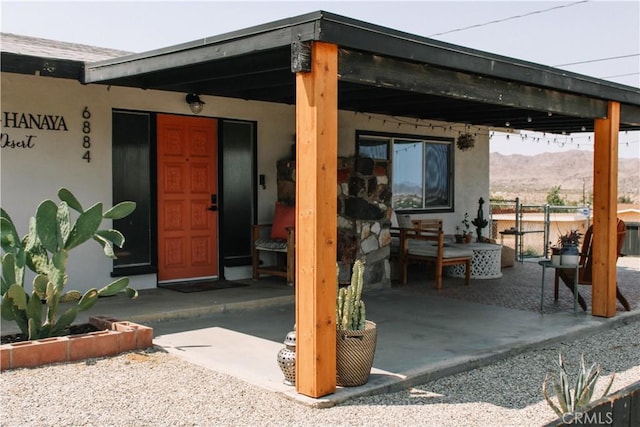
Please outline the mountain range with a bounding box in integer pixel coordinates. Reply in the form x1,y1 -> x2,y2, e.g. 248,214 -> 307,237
490,150 -> 639,205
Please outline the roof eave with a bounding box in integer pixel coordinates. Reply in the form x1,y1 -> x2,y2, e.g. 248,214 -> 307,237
84,11 -> 325,83
314,13 -> 640,106
1,51 -> 84,80
82,10 -> 640,114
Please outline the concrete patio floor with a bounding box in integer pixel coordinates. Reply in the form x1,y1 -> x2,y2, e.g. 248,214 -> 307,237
2,257 -> 638,407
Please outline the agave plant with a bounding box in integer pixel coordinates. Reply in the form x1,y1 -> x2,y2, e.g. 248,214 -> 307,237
1,188 -> 138,340
542,353 -> 615,417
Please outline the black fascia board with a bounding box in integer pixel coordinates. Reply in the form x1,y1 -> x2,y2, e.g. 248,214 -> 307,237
314,12 -> 640,106
82,10 -> 640,110
1,52 -> 84,80
83,12 -> 324,84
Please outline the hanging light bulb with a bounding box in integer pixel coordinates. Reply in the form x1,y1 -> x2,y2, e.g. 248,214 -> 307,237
527,116 -> 532,123
505,121 -> 510,127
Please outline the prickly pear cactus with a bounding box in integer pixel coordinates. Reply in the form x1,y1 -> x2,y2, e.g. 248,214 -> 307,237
1,188 -> 138,340
336,259 -> 366,330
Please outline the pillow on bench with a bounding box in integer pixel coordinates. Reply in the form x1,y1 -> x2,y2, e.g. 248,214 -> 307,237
270,202 -> 295,240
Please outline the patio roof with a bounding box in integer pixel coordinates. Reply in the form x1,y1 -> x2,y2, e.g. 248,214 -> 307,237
83,11 -> 640,134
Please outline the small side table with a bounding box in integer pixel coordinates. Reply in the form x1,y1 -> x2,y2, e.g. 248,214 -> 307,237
445,242 -> 503,279
538,260 -> 581,314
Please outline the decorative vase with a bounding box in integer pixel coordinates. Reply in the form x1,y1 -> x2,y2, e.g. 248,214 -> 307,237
336,320 -> 377,387
561,245 -> 579,265
276,329 -> 296,386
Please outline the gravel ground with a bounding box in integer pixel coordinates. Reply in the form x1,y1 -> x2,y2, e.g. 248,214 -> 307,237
2,318 -> 639,427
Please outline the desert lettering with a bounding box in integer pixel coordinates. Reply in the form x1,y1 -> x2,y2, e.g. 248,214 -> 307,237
0,133 -> 37,149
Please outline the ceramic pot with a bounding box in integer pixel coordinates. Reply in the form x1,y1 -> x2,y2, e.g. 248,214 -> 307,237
277,330 -> 296,385
561,245 -> 579,265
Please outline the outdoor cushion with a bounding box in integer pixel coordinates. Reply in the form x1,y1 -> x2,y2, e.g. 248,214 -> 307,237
407,239 -> 473,258
255,238 -> 288,252
270,202 -> 295,240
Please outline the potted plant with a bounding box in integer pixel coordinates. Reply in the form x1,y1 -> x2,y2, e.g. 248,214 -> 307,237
558,229 -> 581,265
456,132 -> 475,151
1,188 -> 138,340
335,259 -> 377,387
455,213 -> 472,243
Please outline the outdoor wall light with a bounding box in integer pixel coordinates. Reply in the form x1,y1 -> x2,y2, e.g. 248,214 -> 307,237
185,93 -> 205,114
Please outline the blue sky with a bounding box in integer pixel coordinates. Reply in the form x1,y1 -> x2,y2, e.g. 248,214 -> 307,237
2,0 -> 639,158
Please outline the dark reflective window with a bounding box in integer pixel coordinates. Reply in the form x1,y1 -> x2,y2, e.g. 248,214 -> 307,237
112,111 -> 153,271
357,132 -> 453,212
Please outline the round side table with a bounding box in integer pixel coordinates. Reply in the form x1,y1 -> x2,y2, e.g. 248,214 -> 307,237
445,242 -> 503,279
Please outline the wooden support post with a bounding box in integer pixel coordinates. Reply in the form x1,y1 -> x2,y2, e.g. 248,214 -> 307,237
592,101 -> 620,317
294,41 -> 338,397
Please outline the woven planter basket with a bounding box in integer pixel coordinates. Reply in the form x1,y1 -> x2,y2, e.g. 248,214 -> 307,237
336,320 -> 377,387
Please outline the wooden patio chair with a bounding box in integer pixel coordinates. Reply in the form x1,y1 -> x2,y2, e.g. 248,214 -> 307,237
252,203 -> 295,285
554,219 -> 631,311
400,219 -> 473,289
389,211 -> 414,266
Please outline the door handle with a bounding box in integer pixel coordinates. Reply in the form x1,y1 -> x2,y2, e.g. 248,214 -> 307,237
207,205 -> 217,212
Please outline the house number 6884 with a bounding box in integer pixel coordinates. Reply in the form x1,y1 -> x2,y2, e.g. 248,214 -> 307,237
82,106 -> 91,162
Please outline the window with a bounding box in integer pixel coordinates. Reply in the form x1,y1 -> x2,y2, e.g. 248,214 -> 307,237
112,111 -> 155,275
357,132 -> 453,212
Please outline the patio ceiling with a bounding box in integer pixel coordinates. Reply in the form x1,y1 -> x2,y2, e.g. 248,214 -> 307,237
84,11 -> 640,134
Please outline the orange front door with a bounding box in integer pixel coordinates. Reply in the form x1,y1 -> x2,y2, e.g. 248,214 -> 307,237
157,114 -> 218,282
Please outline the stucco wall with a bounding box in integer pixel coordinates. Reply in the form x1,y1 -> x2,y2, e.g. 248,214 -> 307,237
1,71 -> 489,292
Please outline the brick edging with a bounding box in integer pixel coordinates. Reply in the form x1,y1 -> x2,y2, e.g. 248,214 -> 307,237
0,316 -> 153,371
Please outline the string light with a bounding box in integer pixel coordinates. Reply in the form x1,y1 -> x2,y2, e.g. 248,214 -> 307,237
359,113 -> 489,136
489,129 -> 639,152
357,112 -> 638,153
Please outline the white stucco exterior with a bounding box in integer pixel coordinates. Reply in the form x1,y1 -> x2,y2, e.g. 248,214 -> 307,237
1,71 -> 490,293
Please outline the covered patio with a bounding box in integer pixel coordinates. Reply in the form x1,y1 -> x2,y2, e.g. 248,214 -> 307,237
83,11 -> 640,397
3,256 -> 636,407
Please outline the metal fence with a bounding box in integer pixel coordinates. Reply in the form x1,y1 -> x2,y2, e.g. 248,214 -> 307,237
490,198 -> 591,261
